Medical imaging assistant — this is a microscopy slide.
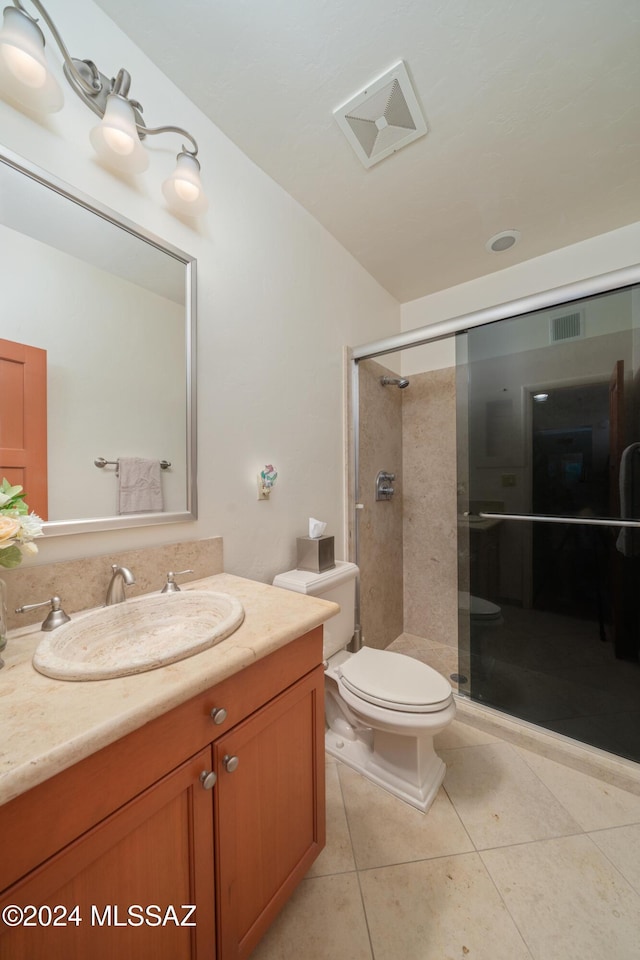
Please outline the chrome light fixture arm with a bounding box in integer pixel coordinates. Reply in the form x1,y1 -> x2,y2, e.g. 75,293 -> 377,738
138,123 -> 199,157
2,0 -> 208,213
9,0 -> 200,156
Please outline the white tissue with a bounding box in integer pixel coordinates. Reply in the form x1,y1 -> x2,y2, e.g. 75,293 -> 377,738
309,517 -> 327,539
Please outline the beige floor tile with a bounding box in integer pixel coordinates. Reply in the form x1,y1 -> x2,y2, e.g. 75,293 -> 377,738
359,853 -> 533,960
482,834 -> 640,960
440,742 -> 581,849
307,760 -> 356,877
435,718 -> 500,750
515,746 -> 640,831
589,823 -> 640,895
338,764 -> 473,870
249,873 -> 372,960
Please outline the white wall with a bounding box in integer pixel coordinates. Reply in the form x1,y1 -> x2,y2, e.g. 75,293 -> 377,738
0,1 -> 399,583
400,222 -> 640,374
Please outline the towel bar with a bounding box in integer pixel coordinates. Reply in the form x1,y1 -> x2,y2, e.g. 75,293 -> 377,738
478,512 -> 640,528
94,457 -> 171,470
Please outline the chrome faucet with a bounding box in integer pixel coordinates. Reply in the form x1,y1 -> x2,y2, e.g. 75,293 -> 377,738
105,564 -> 136,605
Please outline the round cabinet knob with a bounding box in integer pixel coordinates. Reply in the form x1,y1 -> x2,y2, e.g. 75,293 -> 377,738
200,770 -> 217,790
210,707 -> 228,725
223,754 -> 239,773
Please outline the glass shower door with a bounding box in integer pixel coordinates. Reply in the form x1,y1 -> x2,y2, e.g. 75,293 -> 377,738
456,285 -> 640,763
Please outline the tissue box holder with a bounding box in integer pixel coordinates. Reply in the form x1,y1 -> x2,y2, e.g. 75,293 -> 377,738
297,536 -> 335,572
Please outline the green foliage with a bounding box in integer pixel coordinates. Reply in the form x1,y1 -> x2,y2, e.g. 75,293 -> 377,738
0,477 -> 27,514
0,544 -> 23,569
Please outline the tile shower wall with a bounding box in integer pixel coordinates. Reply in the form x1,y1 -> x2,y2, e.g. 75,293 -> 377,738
357,362 -> 458,653
402,367 -> 458,649
357,360 -> 404,650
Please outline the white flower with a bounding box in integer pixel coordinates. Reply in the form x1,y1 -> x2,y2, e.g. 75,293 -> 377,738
21,541 -> 39,556
19,512 -> 44,541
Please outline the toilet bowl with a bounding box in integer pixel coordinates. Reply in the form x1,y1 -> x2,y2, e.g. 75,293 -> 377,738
273,562 -> 455,813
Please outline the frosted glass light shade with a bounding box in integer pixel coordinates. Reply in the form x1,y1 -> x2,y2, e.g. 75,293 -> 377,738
162,152 -> 208,216
0,6 -> 63,112
90,94 -> 149,173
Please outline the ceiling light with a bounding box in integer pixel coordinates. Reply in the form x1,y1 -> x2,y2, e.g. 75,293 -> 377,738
533,393 -> 549,402
486,230 -> 520,253
0,0 -> 208,217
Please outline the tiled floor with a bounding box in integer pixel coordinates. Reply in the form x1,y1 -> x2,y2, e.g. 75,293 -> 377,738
250,720 -> 640,960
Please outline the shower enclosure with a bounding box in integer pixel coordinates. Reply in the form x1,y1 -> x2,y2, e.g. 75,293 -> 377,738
351,265 -> 640,766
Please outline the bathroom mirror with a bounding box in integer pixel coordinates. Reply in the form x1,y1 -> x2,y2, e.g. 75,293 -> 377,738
0,147 -> 197,535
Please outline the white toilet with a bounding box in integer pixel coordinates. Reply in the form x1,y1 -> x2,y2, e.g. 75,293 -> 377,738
273,561 -> 455,813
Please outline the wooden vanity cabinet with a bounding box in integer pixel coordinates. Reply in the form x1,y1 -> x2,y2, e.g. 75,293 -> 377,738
215,667 -> 324,959
0,627 -> 326,960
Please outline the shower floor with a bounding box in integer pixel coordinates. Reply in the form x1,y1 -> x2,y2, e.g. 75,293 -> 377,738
387,633 -> 460,690
388,606 -> 640,765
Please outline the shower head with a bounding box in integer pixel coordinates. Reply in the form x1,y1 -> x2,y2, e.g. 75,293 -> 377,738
379,376 -> 410,389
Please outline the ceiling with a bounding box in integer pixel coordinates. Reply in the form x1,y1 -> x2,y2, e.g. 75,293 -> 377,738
95,0 -> 640,303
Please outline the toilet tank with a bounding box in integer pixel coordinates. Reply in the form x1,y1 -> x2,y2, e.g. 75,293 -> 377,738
273,561 -> 358,659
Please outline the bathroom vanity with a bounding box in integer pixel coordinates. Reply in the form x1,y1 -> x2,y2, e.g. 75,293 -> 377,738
0,574 -> 336,960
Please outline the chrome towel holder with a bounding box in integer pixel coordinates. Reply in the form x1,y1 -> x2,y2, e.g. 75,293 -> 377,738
94,457 -> 171,470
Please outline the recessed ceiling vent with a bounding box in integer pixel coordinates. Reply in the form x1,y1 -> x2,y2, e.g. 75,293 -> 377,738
550,310 -> 584,343
333,61 -> 427,169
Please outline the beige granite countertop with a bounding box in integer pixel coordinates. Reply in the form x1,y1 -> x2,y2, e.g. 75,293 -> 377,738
0,573 -> 338,807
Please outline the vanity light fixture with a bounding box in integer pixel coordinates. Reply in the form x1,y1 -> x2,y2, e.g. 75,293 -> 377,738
0,0 -> 208,216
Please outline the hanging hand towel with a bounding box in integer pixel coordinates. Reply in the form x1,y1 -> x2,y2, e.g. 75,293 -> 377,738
117,457 -> 164,514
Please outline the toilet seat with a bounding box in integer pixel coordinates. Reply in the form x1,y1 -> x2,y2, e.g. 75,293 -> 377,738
339,647 -> 452,714
470,595 -> 502,622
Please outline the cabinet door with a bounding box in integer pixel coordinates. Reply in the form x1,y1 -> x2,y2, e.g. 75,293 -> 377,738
215,666 -> 325,960
0,747 -> 216,960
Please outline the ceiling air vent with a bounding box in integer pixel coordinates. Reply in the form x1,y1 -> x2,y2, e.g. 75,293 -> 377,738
550,310 -> 583,343
333,61 -> 427,169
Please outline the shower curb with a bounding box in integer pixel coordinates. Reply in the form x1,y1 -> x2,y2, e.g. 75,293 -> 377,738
454,693 -> 640,797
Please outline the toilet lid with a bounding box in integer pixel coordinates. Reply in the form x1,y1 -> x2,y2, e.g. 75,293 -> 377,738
339,647 -> 452,713
470,596 -> 501,620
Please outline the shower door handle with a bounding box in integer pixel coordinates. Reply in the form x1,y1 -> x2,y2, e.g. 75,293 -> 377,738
478,512 -> 640,529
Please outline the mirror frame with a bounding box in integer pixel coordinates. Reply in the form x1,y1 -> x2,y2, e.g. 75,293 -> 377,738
0,146 -> 197,536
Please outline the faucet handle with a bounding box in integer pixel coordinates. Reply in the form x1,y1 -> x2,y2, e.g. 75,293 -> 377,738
15,596 -> 71,632
161,570 -> 194,593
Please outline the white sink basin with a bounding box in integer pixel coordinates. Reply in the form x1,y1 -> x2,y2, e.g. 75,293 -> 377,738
32,590 -> 245,681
